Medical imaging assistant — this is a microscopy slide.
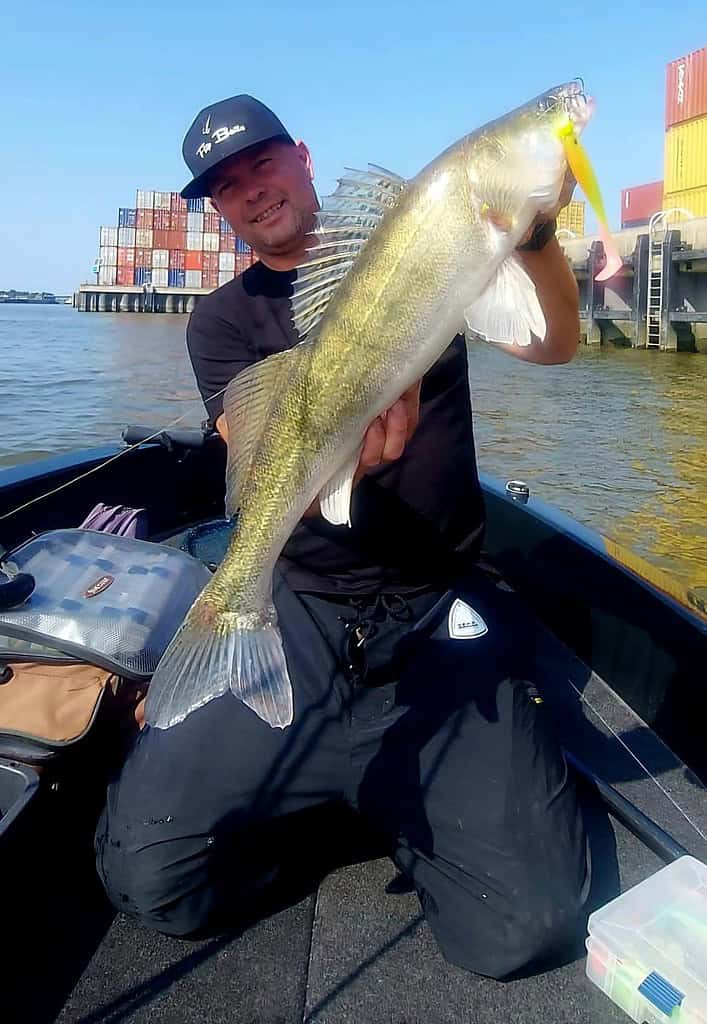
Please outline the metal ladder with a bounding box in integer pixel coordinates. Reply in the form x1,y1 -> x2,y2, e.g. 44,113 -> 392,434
646,224 -> 664,349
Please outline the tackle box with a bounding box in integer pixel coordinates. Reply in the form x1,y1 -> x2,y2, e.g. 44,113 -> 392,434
586,855 -> 707,1023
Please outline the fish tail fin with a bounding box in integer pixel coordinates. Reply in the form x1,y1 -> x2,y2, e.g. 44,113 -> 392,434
145,603 -> 294,730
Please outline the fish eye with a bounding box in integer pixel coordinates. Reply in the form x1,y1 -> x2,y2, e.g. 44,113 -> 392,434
536,96 -> 555,113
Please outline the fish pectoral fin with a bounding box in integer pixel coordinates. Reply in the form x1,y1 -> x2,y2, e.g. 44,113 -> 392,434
223,347 -> 303,519
319,445 -> 362,527
464,255 -> 546,347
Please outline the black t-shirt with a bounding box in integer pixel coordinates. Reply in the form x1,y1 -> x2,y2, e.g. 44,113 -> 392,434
186,260 -> 486,595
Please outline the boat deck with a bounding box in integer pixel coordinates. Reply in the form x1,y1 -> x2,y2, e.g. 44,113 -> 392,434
5,594 -> 706,1024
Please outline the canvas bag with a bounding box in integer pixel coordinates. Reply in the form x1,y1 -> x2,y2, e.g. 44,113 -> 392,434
0,660 -> 144,765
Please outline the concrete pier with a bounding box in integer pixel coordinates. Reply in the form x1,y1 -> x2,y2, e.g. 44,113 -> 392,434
561,216 -> 707,351
74,285 -> 214,315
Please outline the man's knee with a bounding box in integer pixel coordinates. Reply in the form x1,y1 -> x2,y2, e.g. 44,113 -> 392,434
421,836 -> 591,981
431,880 -> 588,980
96,824 -> 217,937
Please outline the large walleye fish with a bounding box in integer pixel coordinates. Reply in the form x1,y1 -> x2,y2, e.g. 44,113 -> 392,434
146,80 -> 620,731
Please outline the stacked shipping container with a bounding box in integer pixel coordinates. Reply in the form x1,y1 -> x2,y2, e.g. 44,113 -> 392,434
620,182 -> 663,229
96,189 -> 255,290
556,200 -> 585,236
664,46 -> 707,219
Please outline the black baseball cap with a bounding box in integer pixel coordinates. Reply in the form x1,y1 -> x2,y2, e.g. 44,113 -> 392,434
180,94 -> 294,200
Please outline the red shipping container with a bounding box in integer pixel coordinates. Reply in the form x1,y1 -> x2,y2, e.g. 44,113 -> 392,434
171,192 -> 187,213
169,211 -> 187,232
203,271 -> 219,289
154,209 -> 171,231
117,246 -> 135,267
204,212 -> 220,233
166,229 -> 187,249
153,229 -> 170,249
185,251 -> 203,271
203,252 -> 219,273
219,232 -> 235,252
169,250 -> 186,271
620,181 -> 663,227
117,266 -> 134,286
666,47 -> 707,127
135,248 -> 151,266
136,208 -> 154,229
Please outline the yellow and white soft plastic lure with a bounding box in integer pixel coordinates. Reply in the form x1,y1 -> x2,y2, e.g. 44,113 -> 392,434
557,114 -> 622,281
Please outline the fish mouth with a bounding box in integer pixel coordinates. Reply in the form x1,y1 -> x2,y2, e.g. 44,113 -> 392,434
563,79 -> 594,133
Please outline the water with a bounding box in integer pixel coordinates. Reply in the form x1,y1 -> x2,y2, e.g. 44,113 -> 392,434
1,303 -> 705,591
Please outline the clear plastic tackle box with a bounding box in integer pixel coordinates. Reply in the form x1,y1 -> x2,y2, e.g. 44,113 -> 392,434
586,855 -> 707,1023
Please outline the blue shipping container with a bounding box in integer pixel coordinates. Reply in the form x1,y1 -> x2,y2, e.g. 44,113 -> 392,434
235,236 -> 251,254
134,267 -> 152,286
168,269 -> 186,288
118,207 -> 137,228
187,198 -> 204,213
219,217 -> 232,234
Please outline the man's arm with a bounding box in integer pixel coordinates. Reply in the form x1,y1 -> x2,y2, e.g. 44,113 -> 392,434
510,238 -> 580,365
504,171 -> 581,366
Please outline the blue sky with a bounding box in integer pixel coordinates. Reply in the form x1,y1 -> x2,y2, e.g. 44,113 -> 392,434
2,1 -> 703,293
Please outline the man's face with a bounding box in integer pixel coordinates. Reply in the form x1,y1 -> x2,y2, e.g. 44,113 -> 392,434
208,139 -> 318,256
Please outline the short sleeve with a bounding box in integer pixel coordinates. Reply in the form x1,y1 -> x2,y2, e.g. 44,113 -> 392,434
186,296 -> 254,428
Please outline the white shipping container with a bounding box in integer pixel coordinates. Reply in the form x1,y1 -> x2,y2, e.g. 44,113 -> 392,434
99,245 -> 118,267
100,226 -> 118,247
136,189 -> 155,209
98,266 -> 117,286
135,228 -> 153,249
218,270 -> 234,287
203,232 -> 220,252
151,268 -> 169,287
186,231 -> 203,251
151,249 -> 169,269
153,191 -> 171,210
218,251 -> 236,272
118,227 -> 136,247
185,270 -> 203,288
187,211 -> 204,233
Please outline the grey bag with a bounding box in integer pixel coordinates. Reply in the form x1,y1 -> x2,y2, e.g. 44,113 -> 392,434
0,530 -> 211,680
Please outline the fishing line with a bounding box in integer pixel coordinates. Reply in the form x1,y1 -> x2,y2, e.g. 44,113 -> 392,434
0,386 -> 228,525
566,675 -> 707,847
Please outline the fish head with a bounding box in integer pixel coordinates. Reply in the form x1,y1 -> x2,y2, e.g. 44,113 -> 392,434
460,80 -> 597,242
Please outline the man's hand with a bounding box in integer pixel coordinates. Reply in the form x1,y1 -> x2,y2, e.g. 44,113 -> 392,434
355,379 -> 421,482
303,380 -> 422,517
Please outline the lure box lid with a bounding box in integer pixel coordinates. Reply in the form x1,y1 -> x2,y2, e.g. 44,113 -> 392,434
586,855 -> 707,1023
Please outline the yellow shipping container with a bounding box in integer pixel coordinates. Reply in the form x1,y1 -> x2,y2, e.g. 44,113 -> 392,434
662,185 -> 707,219
557,199 -> 585,235
664,115 -> 707,193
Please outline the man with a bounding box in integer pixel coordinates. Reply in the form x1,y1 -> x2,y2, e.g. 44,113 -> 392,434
96,95 -> 590,981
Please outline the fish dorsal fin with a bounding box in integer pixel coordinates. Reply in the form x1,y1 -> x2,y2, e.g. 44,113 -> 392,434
223,347 -> 301,517
292,165 -> 407,339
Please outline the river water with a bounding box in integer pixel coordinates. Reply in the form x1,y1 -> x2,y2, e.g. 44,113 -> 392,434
1,303 -> 705,592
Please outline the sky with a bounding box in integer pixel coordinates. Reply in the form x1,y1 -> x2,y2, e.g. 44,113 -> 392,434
1,1 -> 704,293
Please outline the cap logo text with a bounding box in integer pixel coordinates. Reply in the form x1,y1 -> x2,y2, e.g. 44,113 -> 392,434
196,123 -> 247,159
202,115 -> 211,135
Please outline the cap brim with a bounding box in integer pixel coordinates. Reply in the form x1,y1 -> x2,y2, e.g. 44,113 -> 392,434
180,173 -> 212,200
180,131 -> 294,200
